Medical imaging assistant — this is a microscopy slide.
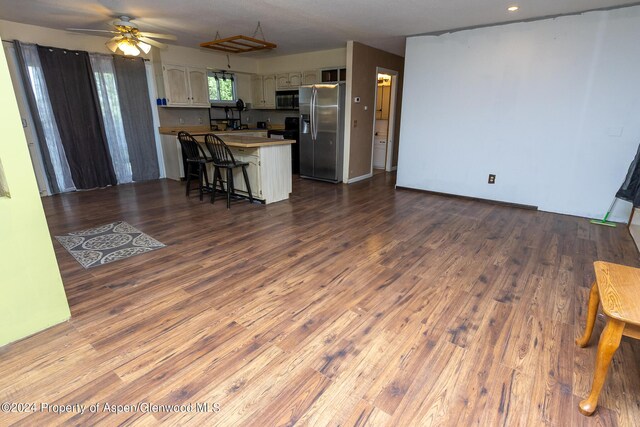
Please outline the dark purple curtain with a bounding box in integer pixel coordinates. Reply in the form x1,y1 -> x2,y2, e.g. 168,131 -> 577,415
113,56 -> 159,181
37,46 -> 116,189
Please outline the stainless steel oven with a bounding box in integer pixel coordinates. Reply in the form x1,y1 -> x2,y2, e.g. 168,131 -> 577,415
276,90 -> 299,110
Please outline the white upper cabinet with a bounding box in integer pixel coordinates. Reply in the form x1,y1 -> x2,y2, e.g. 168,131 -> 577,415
262,75 -> 276,108
288,72 -> 302,87
187,68 -> 210,107
163,64 -> 210,107
251,75 -> 265,108
302,70 -> 319,85
163,65 -> 189,106
276,73 -> 289,89
252,75 -> 276,109
276,72 -> 303,89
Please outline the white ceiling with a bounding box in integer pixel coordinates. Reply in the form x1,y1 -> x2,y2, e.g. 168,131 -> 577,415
0,0 -> 639,56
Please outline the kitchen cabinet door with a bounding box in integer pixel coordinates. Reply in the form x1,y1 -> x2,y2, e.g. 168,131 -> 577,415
188,67 -> 210,107
288,72 -> 302,87
276,72 -> 303,89
163,65 -> 190,106
228,149 -> 262,199
302,70 -> 318,85
262,75 -> 276,109
276,73 -> 290,89
251,75 -> 265,108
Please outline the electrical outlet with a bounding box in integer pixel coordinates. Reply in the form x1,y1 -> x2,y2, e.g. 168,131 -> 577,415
198,117 -> 203,124
488,174 -> 496,184
354,119 -> 358,127
179,117 -> 185,125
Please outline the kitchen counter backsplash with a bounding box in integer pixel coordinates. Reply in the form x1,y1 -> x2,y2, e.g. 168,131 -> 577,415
158,108 -> 210,127
157,106 -> 297,129
250,110 -> 297,127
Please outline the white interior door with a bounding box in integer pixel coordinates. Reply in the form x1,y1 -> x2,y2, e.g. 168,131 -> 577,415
371,68 -> 398,175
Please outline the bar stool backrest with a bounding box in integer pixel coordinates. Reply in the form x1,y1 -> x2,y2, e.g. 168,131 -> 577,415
205,133 -> 237,165
177,131 -> 208,160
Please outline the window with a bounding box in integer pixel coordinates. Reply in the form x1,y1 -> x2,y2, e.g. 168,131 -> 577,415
208,71 -> 237,103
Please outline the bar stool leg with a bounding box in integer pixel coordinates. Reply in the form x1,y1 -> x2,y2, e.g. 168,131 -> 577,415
242,165 -> 253,203
577,281 -> 600,348
203,164 -> 210,193
217,168 -> 224,191
198,164 -> 204,201
211,167 -> 220,204
226,168 -> 232,209
185,163 -> 192,196
579,318 -> 625,416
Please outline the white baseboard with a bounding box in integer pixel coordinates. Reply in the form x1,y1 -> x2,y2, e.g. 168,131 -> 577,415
389,166 -> 397,171
346,173 -> 373,184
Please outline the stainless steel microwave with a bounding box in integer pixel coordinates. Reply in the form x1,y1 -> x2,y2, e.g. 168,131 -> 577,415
276,90 -> 299,110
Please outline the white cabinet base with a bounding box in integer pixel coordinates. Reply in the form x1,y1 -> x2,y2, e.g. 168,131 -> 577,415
163,135 -> 292,204
257,144 -> 292,204
220,144 -> 292,204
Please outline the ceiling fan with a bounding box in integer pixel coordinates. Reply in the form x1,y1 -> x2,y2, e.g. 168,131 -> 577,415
67,16 -> 177,56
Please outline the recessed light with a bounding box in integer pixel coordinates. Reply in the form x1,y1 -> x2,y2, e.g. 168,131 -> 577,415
507,5 -> 519,12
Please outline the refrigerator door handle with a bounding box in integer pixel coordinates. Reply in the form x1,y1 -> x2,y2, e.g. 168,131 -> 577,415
309,87 -> 316,142
312,87 -> 318,141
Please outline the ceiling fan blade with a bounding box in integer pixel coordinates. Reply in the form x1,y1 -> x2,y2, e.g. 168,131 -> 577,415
138,36 -> 167,49
137,32 -> 177,40
66,28 -> 119,34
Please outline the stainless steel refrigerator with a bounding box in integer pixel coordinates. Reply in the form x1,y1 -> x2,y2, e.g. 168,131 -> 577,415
299,83 -> 345,183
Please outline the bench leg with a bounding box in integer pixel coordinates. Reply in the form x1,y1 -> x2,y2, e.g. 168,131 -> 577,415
576,281 -> 599,348
579,318 -> 624,416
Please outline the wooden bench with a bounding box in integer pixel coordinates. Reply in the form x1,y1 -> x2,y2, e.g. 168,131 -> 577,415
576,261 -> 640,416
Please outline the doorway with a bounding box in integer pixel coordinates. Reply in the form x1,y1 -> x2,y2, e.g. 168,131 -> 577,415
371,68 -> 398,176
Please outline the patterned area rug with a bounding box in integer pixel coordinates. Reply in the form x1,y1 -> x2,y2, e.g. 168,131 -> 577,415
55,221 -> 166,268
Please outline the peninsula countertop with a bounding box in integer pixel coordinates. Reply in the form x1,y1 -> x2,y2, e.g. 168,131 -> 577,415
158,126 -> 284,136
190,134 -> 295,149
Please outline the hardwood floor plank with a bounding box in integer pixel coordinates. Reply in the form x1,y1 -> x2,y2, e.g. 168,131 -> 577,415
0,175 -> 638,426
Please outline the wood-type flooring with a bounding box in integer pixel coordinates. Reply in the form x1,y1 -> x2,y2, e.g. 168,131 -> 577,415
1,173 -> 639,426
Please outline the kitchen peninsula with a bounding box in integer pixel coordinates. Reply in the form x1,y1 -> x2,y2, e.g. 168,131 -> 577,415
159,127 -> 294,204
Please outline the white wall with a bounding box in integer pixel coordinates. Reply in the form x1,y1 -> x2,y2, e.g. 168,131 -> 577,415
257,47 -> 346,74
397,6 -> 640,221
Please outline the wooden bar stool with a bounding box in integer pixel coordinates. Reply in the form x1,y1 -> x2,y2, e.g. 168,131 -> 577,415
576,261 -> 640,416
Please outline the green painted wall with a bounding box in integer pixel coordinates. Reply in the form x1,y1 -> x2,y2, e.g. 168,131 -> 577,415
0,35 -> 70,347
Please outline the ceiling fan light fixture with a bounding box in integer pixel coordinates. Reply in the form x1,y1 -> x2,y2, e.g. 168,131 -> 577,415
105,39 -> 119,53
136,41 -> 151,54
69,15 -> 175,56
118,39 -> 140,56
